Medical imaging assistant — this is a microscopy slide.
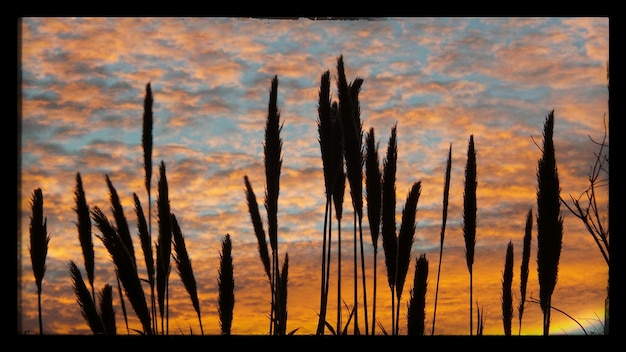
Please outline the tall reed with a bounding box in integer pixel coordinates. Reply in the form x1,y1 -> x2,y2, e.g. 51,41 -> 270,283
133,192 -> 156,332
407,253 -> 428,335
395,181 -> 421,335
365,127 -> 381,335
536,110 -> 563,336
431,143 -> 452,335
29,188 -> 50,335
315,69 -> 335,335
381,124 -> 398,334
244,75 -> 288,335
141,82 -> 156,333
74,172 -> 95,303
462,134 -> 477,335
518,208 -> 532,335
156,161 -> 172,334
171,213 -> 203,335
218,234 -> 234,335
336,55 -> 367,334
502,240 -> 514,336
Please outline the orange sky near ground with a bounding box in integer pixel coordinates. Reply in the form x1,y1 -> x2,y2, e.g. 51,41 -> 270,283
18,17 -> 610,336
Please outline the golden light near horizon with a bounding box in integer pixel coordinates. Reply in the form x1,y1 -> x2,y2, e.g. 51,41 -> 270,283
18,17 -> 609,336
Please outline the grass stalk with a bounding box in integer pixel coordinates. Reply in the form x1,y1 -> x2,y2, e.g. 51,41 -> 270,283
395,181 -> 421,335
171,213 -> 203,335
502,241 -> 514,336
156,161 -> 172,335
365,128 -> 381,335
536,110 -> 563,336
462,135 -> 477,335
407,254 -> 428,335
381,124 -> 398,334
518,208 -> 532,335
29,188 -> 50,335
74,172 -> 95,303
218,234 -> 235,335
69,260 -> 105,335
431,143 -> 452,335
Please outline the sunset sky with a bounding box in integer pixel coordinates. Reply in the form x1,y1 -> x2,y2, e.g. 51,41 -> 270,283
18,17 -> 609,336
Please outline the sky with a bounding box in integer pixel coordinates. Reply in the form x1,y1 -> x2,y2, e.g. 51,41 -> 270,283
17,17 -> 609,336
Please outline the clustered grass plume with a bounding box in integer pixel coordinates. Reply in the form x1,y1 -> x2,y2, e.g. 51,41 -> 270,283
29,188 -> 50,335
365,127 -> 382,335
381,124 -> 398,334
133,192 -> 157,332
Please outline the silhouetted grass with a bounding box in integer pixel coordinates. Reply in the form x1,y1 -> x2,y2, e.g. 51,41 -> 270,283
171,213 -> 203,335
29,188 -> 50,335
518,208 -> 533,335
69,260 -> 105,335
74,172 -> 95,303
536,110 -> 563,336
218,234 -> 234,335
407,253 -> 428,335
502,241 -> 514,336
431,143 -> 452,335
463,134 -> 477,335
156,161 -> 172,335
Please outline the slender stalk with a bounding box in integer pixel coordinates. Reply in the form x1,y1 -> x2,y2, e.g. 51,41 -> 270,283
407,254 -> 428,335
462,135 -> 477,335
218,234 -> 235,335
502,241 -> 514,336
29,188 -> 50,335
432,143 -> 452,335
518,208 -> 532,335
171,213 -> 203,335
536,110 -> 563,336
395,181 -> 421,335
74,173 -> 95,303
365,128 -> 381,335
156,161 -> 172,335
381,125 -> 398,334
141,81 -> 155,333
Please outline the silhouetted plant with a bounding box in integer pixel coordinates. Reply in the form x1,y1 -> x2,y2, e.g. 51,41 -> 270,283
218,234 -> 235,335
407,253 -> 428,336
74,172 -> 95,303
381,124 -> 398,334
336,55 -> 368,334
431,144 -> 452,335
502,241 -> 514,336
29,188 -> 50,335
156,161 -> 172,335
244,75 -> 288,335
536,110 -> 563,336
98,283 -> 116,335
69,260 -> 105,335
133,192 -> 156,332
395,181 -> 422,335
171,213 -> 203,335
518,208 -> 532,335
462,134 -> 477,335
560,116 -> 608,334
140,82 -> 157,333
92,205 -> 152,335
365,127 -> 381,335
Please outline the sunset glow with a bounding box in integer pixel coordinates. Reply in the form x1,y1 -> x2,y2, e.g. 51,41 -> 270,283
18,17 -> 609,336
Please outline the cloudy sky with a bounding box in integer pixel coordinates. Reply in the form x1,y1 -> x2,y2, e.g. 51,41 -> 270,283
18,17 -> 609,336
